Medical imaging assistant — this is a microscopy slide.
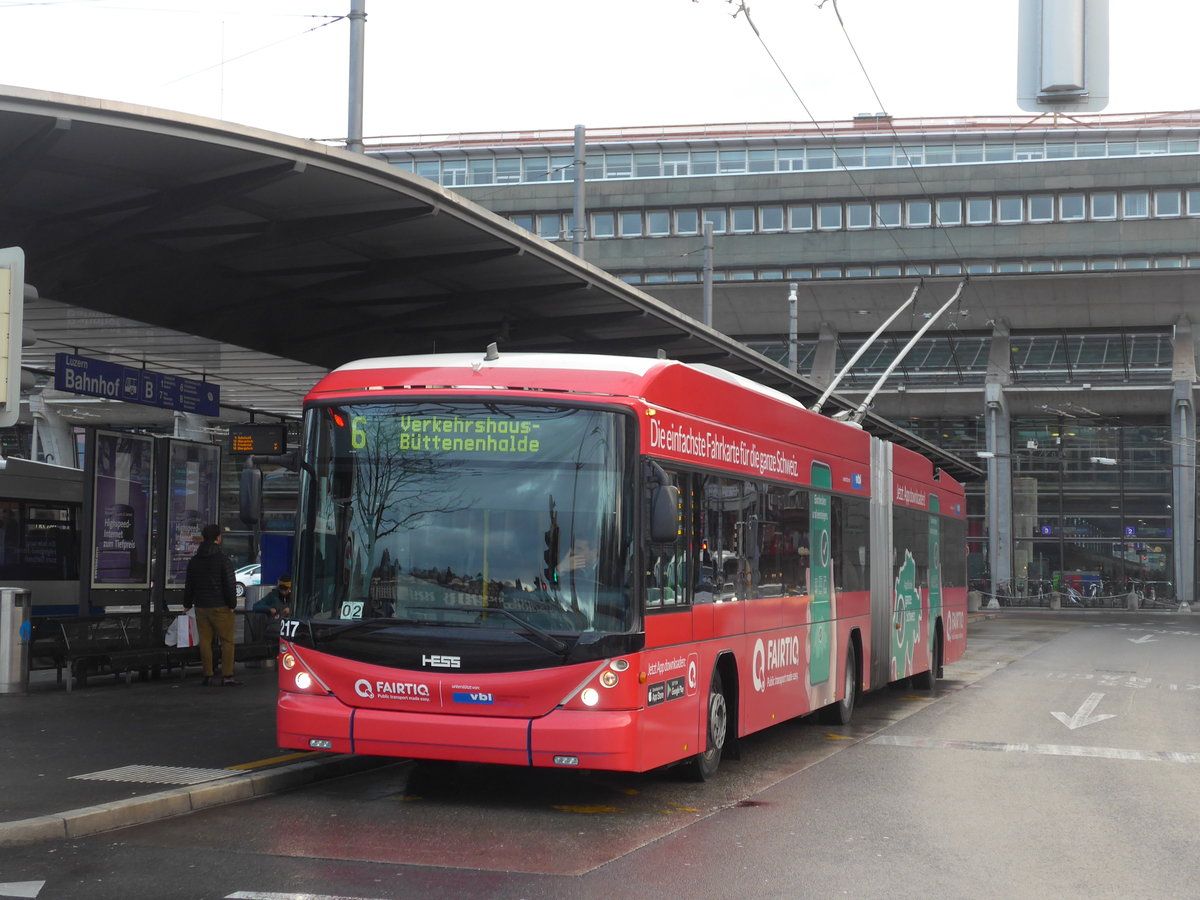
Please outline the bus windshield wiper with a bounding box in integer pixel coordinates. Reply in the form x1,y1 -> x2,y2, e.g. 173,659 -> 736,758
418,603 -> 569,656
316,618 -> 428,639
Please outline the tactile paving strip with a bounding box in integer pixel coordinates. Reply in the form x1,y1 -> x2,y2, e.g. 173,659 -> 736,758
70,764 -> 240,785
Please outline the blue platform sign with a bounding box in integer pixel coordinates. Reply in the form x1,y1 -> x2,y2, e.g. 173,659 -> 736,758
55,352 -> 219,416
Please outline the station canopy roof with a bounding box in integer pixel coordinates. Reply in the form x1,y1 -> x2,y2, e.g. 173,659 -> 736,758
0,86 -> 978,479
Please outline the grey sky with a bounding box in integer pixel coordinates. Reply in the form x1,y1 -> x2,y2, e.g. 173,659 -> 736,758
0,1 -> 1195,141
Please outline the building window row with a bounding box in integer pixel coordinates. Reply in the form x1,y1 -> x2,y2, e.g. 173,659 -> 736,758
388,135 -> 1200,187
743,332 -> 1174,387
512,188 -> 1200,242
617,254 -> 1200,285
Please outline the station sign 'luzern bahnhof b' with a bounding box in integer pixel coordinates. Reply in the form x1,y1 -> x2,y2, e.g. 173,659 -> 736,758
55,352 -> 220,417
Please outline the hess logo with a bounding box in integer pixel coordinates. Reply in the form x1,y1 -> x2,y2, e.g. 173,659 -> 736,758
422,654 -> 461,668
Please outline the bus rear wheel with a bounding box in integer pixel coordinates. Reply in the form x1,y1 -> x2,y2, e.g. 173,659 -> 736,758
913,630 -> 941,690
687,669 -> 727,782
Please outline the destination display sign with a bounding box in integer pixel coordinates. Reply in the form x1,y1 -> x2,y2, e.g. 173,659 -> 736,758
55,352 -> 220,417
229,424 -> 287,455
346,408 -> 554,460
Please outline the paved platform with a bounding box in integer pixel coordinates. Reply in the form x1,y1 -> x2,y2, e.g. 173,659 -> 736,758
0,607 -> 1175,847
0,663 -> 382,847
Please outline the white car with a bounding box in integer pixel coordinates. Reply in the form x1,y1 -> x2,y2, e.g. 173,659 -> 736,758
235,563 -> 261,598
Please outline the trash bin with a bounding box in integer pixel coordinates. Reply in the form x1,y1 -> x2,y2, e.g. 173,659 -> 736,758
0,587 -> 31,694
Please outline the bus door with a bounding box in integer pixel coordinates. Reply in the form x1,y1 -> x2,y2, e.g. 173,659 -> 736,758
868,437 -> 894,690
808,462 -> 833,686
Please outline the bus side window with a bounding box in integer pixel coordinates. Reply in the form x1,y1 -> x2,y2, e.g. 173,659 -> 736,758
839,496 -> 870,593
644,467 -> 690,608
769,487 -> 808,596
699,474 -> 757,602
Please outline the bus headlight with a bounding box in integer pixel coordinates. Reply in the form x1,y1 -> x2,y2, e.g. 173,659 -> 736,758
580,687 -> 600,707
278,644 -> 329,696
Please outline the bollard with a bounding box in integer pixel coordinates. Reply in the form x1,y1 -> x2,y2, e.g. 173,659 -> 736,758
0,587 -> 31,694
967,590 -> 981,613
1126,590 -> 1139,611
1049,592 -> 1061,611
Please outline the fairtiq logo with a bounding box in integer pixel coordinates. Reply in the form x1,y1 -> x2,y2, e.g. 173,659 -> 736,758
354,679 -> 432,700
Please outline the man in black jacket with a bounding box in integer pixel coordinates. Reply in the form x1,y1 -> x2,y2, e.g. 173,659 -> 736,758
183,523 -> 241,686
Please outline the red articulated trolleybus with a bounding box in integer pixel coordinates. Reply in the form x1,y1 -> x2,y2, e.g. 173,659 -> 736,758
276,350 -> 967,779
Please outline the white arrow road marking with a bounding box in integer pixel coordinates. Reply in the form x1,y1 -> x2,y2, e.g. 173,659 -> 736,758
1128,635 -> 1158,644
1052,692 -> 1117,730
0,882 -> 45,899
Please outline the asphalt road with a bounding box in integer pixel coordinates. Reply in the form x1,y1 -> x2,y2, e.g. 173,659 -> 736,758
2,611 -> 1197,900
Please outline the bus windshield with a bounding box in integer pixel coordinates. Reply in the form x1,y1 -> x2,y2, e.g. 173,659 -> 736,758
294,401 -> 636,637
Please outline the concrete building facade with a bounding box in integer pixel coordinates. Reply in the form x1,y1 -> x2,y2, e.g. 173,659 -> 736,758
370,112 -> 1200,603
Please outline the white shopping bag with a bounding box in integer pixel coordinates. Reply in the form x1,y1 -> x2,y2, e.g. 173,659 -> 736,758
165,609 -> 199,648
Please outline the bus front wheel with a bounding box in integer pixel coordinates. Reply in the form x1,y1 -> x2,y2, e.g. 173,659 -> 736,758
687,669 -> 728,782
820,644 -> 857,725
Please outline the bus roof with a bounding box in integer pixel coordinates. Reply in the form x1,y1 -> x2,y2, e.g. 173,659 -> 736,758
313,352 -> 807,413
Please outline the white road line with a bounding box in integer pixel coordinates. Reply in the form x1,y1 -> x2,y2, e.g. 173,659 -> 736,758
870,735 -> 1200,764
1020,671 -> 1200,691
226,892 -> 393,900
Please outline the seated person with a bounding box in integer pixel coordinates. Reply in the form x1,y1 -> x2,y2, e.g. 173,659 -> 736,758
253,574 -> 292,619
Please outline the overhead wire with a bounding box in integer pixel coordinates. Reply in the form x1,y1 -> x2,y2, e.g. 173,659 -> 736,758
729,0 -> 997,330
726,0 -> 990,405
163,13 -> 345,86
727,0 -> 929,285
0,2 -> 346,92
817,0 -> 1002,328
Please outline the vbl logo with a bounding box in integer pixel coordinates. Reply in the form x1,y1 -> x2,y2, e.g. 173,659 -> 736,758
452,691 -> 495,705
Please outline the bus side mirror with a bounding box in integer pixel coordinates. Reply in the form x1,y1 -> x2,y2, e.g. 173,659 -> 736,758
331,458 -> 354,503
650,484 -> 680,544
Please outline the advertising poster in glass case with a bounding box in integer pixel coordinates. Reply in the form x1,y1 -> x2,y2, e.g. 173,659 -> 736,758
165,439 -> 221,588
91,430 -> 154,588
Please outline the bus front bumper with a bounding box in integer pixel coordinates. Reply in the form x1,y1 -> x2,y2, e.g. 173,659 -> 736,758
277,692 -> 641,771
